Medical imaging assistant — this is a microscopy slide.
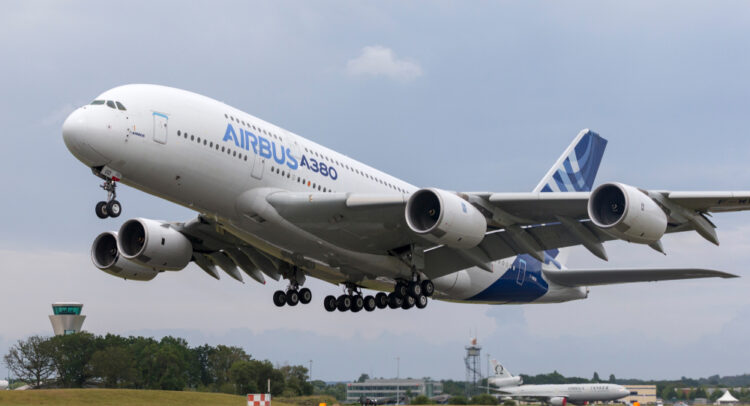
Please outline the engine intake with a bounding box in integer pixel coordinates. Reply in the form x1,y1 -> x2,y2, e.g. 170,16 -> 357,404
588,182 -> 667,244
405,188 -> 487,249
118,218 -> 193,270
91,232 -> 158,281
550,397 -> 567,406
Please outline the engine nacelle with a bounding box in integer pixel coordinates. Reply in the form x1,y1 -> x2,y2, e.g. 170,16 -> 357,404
117,218 -> 193,270
489,376 -> 523,387
405,188 -> 487,249
91,232 -> 158,281
550,397 -> 567,406
588,182 -> 667,244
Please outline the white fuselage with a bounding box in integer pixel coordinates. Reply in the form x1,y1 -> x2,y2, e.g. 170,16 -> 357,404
498,383 -> 630,403
62,84 -> 588,304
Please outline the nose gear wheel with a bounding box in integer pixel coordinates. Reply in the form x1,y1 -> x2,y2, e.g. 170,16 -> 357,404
94,177 -> 122,219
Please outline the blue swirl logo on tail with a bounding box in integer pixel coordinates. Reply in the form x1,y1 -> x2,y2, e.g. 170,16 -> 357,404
538,129 -> 607,193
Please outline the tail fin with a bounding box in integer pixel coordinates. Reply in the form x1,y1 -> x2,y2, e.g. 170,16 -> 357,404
491,359 -> 513,378
535,129 -> 607,269
533,129 -> 607,193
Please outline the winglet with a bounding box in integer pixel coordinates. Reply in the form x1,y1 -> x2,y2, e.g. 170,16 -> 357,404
534,129 -> 608,193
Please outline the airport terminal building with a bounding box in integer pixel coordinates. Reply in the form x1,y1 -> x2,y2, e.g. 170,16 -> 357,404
346,378 -> 443,403
623,385 -> 658,405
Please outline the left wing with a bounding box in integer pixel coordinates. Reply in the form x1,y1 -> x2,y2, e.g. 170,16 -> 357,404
543,267 -> 738,287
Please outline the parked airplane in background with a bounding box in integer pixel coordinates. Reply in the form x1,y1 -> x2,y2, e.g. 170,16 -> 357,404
63,84 -> 744,312
0,380 -> 8,390
488,360 -> 630,406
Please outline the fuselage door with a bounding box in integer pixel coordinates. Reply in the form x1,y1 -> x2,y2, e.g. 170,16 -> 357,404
516,258 -> 527,285
251,156 -> 264,180
153,112 -> 168,144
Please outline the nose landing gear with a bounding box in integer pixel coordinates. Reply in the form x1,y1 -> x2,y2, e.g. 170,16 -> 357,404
95,176 -> 121,219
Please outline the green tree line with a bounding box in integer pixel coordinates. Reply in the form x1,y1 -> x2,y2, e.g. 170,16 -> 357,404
3,333 -> 313,396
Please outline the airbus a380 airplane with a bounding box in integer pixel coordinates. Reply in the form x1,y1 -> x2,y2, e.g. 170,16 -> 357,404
488,360 -> 630,406
62,84 -> 743,312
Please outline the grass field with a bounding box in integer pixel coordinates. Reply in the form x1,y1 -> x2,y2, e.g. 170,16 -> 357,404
0,388 -> 299,406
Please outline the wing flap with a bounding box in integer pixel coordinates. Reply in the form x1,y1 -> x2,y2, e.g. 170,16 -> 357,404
666,191 -> 750,213
265,191 -> 414,253
543,268 -> 738,287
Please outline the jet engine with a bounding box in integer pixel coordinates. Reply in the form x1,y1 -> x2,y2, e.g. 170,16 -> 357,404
91,231 -> 158,281
587,182 -> 667,244
117,218 -> 193,270
550,397 -> 568,406
405,188 -> 487,249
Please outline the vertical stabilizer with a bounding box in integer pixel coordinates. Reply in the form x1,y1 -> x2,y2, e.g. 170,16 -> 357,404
491,359 -> 513,378
533,129 -> 607,193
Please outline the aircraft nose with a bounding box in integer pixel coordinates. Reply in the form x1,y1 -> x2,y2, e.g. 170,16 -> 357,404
62,107 -> 89,150
62,107 -> 109,167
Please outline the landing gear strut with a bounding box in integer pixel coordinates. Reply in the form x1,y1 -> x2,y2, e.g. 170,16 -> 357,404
323,278 -> 434,313
273,285 -> 312,308
273,266 -> 313,308
389,274 -> 433,311
323,283 -> 380,313
95,177 -> 121,219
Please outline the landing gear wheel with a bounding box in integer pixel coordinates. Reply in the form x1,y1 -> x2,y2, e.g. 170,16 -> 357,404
286,289 -> 300,306
337,294 -> 352,312
351,295 -> 364,313
106,200 -> 122,218
408,281 -> 422,297
415,294 -> 428,309
388,293 -> 403,309
273,290 -> 286,307
364,295 -> 377,312
402,295 -> 416,309
95,201 -> 109,219
375,292 -> 389,309
299,288 -> 312,304
421,280 -> 435,297
323,295 -> 337,312
394,281 -> 408,298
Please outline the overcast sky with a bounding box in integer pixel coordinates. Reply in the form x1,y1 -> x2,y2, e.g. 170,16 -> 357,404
2,1 -> 750,382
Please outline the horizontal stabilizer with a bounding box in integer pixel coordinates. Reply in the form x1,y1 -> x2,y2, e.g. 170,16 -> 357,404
544,268 -> 738,287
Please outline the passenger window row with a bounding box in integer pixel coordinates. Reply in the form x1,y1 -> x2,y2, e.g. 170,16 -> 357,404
177,130 -> 248,162
225,113 -> 284,142
270,165 -> 331,193
223,112 -> 408,194
300,146 -> 408,194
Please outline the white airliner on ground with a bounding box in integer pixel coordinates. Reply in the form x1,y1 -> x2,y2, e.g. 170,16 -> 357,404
62,84 -> 743,312
488,360 -> 630,406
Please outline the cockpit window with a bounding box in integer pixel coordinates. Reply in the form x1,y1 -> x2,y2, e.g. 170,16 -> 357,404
90,100 -> 105,105
106,100 -> 116,109
115,101 -> 127,111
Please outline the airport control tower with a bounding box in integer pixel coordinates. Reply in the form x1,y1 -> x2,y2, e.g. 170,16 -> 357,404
49,302 -> 86,335
464,337 -> 482,397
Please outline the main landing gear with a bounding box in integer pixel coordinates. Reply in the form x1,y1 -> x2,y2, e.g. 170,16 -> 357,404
323,279 -> 434,312
95,178 -> 122,219
273,286 -> 313,307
